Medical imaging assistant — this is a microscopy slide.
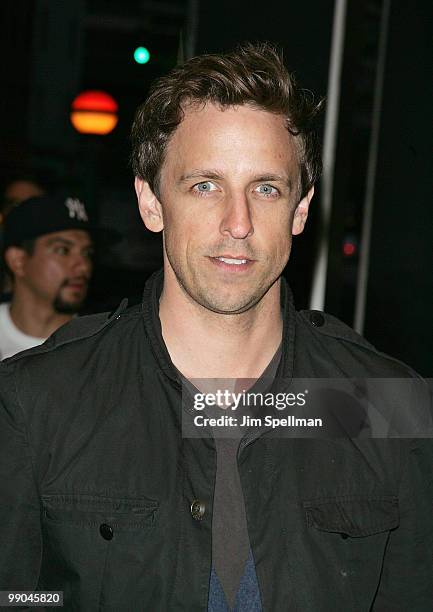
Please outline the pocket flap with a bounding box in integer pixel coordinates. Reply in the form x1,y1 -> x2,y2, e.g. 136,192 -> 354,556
42,493 -> 158,515
304,496 -> 399,537
42,493 -> 159,528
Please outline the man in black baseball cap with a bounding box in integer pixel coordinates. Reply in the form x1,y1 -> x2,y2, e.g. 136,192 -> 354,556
0,194 -> 95,359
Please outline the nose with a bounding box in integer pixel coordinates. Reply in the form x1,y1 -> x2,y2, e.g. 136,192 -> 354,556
219,192 -> 254,239
72,252 -> 92,276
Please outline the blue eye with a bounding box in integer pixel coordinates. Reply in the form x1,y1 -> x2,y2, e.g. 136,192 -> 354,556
194,181 -> 216,193
256,184 -> 278,196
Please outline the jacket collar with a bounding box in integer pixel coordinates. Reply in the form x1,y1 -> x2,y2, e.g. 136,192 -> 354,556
141,269 -> 296,383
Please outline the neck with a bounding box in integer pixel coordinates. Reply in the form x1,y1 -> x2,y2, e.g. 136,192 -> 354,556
9,287 -> 73,339
159,276 -> 283,379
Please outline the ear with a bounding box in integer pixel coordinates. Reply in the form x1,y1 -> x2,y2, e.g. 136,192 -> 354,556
292,186 -> 314,236
134,177 -> 164,232
4,247 -> 28,279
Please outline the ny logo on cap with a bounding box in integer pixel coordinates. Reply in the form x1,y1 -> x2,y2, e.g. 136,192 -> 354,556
64,197 -> 88,222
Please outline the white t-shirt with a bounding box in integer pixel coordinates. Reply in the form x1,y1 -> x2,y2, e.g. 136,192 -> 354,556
0,303 -> 45,360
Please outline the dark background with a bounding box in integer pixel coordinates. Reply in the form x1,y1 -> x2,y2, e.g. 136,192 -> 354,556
1,0 -> 431,375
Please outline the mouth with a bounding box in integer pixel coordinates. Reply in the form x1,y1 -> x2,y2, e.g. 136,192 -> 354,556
63,278 -> 88,291
208,255 -> 254,271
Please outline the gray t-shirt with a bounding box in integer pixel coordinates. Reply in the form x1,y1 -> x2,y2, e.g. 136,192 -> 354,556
211,345 -> 282,608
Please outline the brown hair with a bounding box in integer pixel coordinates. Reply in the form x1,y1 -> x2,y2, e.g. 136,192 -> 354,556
131,42 -> 323,199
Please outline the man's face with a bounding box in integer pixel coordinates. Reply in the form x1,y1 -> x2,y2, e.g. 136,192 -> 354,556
16,229 -> 93,313
137,103 -> 313,314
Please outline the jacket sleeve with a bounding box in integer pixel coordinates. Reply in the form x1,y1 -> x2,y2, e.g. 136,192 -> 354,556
0,363 -> 42,590
373,438 -> 433,610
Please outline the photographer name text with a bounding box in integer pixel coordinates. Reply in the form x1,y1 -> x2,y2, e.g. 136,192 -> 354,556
193,414 -> 323,429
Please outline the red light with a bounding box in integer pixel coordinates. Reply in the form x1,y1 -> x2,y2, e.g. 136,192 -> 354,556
343,242 -> 356,256
70,90 -> 118,135
72,91 -> 118,113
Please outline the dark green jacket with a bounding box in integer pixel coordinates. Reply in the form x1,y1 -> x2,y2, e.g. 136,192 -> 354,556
0,271 -> 432,611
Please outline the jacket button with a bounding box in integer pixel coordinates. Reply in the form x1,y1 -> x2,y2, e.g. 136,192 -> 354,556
99,523 -> 114,540
191,500 -> 205,521
310,311 -> 325,327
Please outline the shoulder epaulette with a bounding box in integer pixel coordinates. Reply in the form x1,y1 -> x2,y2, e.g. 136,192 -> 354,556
299,309 -> 420,377
299,309 -> 376,350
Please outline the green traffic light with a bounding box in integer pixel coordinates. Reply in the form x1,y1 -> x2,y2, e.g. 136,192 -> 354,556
134,46 -> 150,65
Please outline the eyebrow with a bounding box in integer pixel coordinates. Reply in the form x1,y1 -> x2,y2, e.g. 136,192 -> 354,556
179,170 -> 224,183
254,174 -> 293,189
179,170 -> 292,189
46,237 -> 93,249
46,238 -> 75,246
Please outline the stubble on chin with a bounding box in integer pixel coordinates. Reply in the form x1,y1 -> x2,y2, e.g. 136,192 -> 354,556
52,290 -> 86,315
164,238 -> 283,315
170,260 -> 273,315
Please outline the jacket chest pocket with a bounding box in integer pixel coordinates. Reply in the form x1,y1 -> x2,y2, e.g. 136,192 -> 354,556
41,494 -> 163,610
304,495 -> 399,538
302,496 -> 399,608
